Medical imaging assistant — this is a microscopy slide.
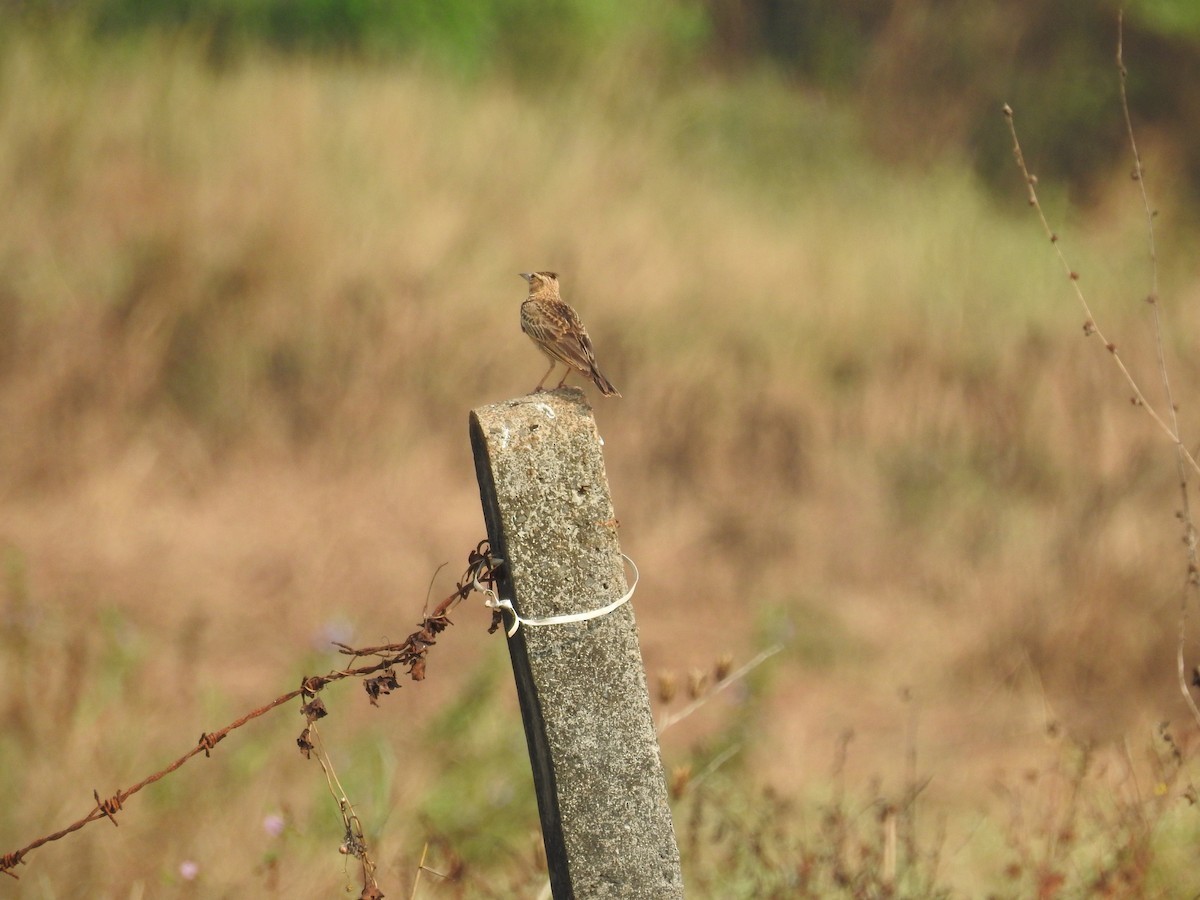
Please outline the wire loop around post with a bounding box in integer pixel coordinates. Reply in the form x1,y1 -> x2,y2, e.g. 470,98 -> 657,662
476,554 -> 639,638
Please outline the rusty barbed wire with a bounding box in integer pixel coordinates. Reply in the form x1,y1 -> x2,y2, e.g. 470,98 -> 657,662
0,540 -> 502,889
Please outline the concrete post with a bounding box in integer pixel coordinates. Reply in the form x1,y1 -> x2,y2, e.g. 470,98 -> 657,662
470,388 -> 683,899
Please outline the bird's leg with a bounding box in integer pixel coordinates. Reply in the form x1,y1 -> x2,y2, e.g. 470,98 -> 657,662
555,369 -> 572,389
534,360 -> 557,392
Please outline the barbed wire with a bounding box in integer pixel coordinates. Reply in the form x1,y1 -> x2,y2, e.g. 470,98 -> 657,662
0,540 -> 501,896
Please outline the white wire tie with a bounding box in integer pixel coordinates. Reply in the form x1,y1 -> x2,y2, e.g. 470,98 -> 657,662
478,554 -> 639,638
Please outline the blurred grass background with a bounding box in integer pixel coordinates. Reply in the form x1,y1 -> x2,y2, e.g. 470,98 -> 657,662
4,0 -> 1200,896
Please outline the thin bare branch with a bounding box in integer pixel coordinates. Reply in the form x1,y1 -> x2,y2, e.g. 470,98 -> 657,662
1002,103 -> 1198,477
1116,11 -> 1200,729
657,644 -> 782,733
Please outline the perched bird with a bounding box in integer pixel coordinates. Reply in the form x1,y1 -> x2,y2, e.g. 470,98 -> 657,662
519,272 -> 620,397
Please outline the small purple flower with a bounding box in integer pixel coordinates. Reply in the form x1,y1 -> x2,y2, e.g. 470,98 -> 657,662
263,813 -> 285,838
179,860 -> 199,881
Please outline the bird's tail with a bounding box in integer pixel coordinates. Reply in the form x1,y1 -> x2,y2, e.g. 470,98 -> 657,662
590,366 -> 621,398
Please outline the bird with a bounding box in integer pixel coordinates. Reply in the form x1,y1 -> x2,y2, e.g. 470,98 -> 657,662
519,272 -> 620,397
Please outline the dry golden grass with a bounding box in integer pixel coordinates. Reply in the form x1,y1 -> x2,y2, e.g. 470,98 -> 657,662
3,27 -> 1200,896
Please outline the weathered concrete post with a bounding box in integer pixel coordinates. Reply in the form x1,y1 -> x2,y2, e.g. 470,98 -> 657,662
470,388 -> 683,900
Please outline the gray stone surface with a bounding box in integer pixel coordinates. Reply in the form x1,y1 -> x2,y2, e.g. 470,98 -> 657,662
471,388 -> 684,900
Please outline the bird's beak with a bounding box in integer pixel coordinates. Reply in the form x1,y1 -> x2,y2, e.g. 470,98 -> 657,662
518,272 -> 533,282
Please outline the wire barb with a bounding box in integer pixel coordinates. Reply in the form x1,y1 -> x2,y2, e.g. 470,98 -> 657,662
93,790 -> 123,826
0,852 -> 23,879
197,732 -> 222,757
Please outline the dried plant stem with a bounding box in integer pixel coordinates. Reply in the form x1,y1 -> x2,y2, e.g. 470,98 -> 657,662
688,743 -> 743,793
1003,105 -> 1198,476
309,722 -> 380,896
1003,14 -> 1200,729
1116,12 -> 1200,729
656,645 -> 781,733
409,843 -> 430,900
1113,22 -> 1200,734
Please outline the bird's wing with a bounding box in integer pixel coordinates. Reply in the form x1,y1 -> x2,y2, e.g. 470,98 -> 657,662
536,300 -> 599,372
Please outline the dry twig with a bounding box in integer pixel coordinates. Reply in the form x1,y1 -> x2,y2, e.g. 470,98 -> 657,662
656,645 -> 782,734
1114,10 -> 1200,731
1000,109 -> 1198,477
1004,15 -> 1200,728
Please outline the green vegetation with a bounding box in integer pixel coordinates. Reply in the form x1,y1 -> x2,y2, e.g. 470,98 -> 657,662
3,11 -> 1200,897
8,1 -> 1200,195
9,0 -> 709,79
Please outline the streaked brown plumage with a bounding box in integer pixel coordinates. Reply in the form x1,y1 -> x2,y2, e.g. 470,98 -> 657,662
519,272 -> 620,397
